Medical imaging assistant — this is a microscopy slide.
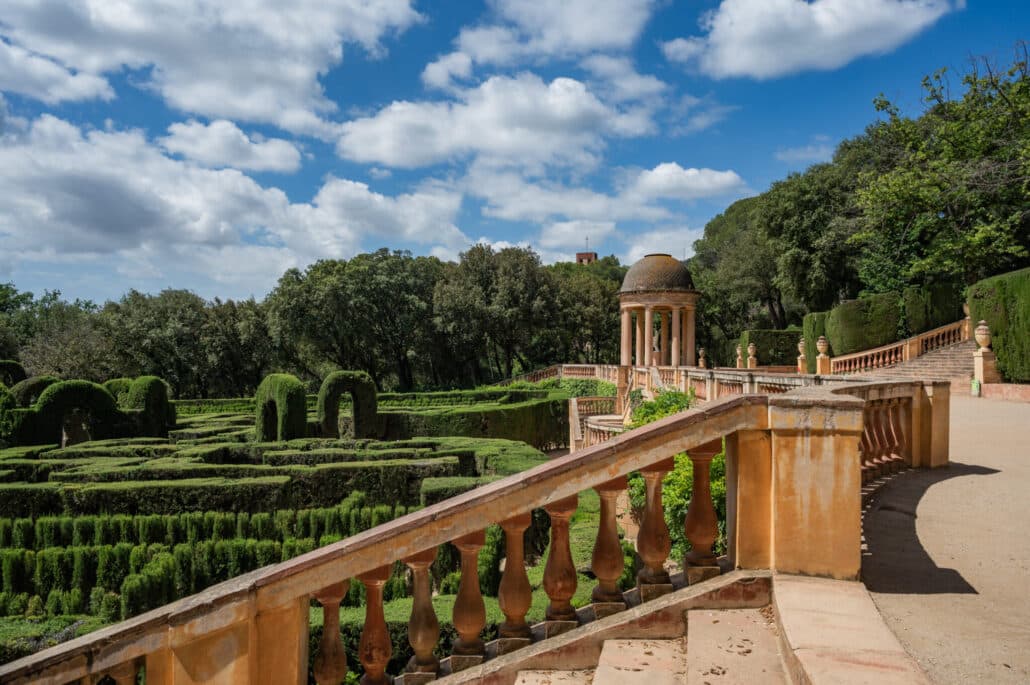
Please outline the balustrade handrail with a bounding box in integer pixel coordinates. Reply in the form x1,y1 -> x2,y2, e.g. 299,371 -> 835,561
831,318 -> 969,372
1,376 -> 948,684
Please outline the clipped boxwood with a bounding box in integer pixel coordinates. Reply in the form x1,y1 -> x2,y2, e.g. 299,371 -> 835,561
738,329 -> 801,366
22,381 -> 121,446
124,376 -> 173,437
318,371 -> 378,439
254,374 -> 307,442
10,376 -> 59,408
802,312 -> 831,373
968,267 -> 1030,382
102,378 -> 133,405
0,383 -> 16,442
902,283 -> 963,336
824,293 -> 901,356
0,361 -> 26,387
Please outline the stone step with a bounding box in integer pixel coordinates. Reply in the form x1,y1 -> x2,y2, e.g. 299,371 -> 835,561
514,670 -> 595,684
592,638 -> 687,685
686,608 -> 787,684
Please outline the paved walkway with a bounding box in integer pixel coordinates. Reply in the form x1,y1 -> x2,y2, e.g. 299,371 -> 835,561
863,394 -> 1030,684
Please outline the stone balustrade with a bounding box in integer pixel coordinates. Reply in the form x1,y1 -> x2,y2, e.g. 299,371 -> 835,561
0,379 -> 951,685
831,318 -> 970,374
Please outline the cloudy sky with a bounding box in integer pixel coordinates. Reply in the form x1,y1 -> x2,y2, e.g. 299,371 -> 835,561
0,0 -> 1024,302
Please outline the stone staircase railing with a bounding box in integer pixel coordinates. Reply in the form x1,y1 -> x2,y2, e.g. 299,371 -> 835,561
0,378 -> 951,685
831,318 -> 971,375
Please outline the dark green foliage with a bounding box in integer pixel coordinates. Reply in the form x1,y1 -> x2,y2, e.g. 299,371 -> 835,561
19,381 -> 120,446
254,373 -> 307,441
738,330 -> 802,366
824,293 -> 902,356
419,476 -> 501,506
0,361 -> 26,387
102,378 -> 133,405
120,551 -> 175,619
0,383 -> 16,442
802,312 -> 831,373
10,376 -> 59,408
124,376 -> 174,437
318,370 -> 378,439
968,267 -> 1030,382
901,284 -> 963,336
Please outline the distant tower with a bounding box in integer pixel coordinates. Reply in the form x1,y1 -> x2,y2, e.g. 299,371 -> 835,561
576,236 -> 598,265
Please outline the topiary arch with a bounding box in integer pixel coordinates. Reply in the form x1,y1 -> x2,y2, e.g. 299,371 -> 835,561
124,376 -> 174,437
103,377 -> 134,404
0,360 -> 26,387
317,370 -> 378,439
31,381 -> 120,445
10,375 -> 59,407
255,373 -> 307,442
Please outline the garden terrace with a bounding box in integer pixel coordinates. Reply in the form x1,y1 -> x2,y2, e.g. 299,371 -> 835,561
0,377 -> 951,684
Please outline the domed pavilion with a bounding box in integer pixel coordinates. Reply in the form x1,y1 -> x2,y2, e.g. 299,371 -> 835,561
618,253 -> 700,367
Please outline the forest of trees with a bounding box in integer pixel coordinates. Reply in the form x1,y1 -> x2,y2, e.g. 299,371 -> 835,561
2,49 -> 1027,395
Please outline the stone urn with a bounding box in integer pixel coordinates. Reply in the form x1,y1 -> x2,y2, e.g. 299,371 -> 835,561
747,342 -> 757,357
797,337 -> 806,355
975,321 -> 991,351
816,336 -> 829,357
698,347 -> 706,368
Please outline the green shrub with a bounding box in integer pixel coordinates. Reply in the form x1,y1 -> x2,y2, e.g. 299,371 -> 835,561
902,283 -> 963,336
738,330 -> 802,366
20,381 -> 120,446
0,384 -> 16,442
0,361 -> 26,387
630,389 -> 694,427
103,378 -> 133,405
968,267 -> 1030,382
318,371 -> 378,439
10,376 -> 59,408
555,378 -> 616,398
255,374 -> 307,441
124,376 -> 174,437
12,519 -> 33,548
824,293 -> 902,356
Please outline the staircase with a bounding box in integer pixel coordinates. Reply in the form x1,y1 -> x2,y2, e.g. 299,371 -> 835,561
856,340 -> 976,382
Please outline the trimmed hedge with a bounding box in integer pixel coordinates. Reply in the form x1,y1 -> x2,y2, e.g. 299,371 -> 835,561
802,312 -> 831,374
0,361 -> 26,387
12,381 -> 121,447
254,374 -> 307,442
738,329 -> 801,366
102,378 -> 133,405
318,371 -> 378,439
968,267 -> 1030,382
824,293 -> 901,356
10,377 -> 59,408
902,284 -> 963,336
0,384 -> 15,443
123,376 -> 174,437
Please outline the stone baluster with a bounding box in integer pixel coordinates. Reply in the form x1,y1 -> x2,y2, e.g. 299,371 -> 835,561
684,440 -> 723,584
498,513 -> 533,643
870,403 -> 892,477
884,400 -> 906,471
108,660 -> 140,685
358,565 -> 392,685
451,530 -> 487,667
859,412 -> 875,484
542,495 -> 579,626
313,581 -> 350,685
403,548 -> 440,679
591,477 -> 628,616
636,458 -> 674,600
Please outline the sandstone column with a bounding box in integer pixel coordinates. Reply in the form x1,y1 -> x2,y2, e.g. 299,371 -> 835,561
683,439 -> 723,584
592,477 -> 627,607
644,307 -> 654,366
636,458 -> 674,597
313,581 -> 349,685
620,308 -> 632,366
685,308 -> 696,366
543,495 -> 579,622
452,531 -> 487,657
660,312 -> 670,366
635,310 -> 644,366
403,549 -> 440,676
671,308 -> 681,367
357,566 -> 392,685
498,513 -> 533,639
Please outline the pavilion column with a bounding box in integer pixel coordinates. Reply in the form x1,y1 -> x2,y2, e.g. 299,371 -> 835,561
620,309 -> 632,366
660,312 -> 670,366
635,310 -> 644,366
644,307 -> 654,366
671,308 -> 681,367
685,308 -> 696,366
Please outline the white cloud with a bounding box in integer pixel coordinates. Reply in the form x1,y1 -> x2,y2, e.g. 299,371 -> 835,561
628,163 -> 745,200
0,39 -> 113,104
624,227 -> 705,264
0,115 -> 465,295
422,52 -> 473,91
668,94 -> 738,135
160,120 -> 302,172
664,0 -> 956,79
338,73 -> 649,171
539,220 -> 616,249
580,56 -> 667,103
0,1 -> 422,135
775,136 -> 835,164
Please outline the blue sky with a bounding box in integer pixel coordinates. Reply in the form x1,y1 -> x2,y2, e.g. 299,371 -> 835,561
0,0 -> 1025,303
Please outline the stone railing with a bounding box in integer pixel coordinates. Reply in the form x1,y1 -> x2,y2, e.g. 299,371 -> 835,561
831,318 -> 971,375
497,365 -> 562,386
569,396 -> 617,452
0,378 -> 950,685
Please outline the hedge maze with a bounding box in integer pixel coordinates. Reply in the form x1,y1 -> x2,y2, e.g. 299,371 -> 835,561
0,370 -> 566,663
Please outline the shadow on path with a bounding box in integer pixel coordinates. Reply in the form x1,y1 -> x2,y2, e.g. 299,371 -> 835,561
862,462 -> 998,595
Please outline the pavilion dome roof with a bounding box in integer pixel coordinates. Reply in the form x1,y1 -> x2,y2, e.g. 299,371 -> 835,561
619,253 -> 696,294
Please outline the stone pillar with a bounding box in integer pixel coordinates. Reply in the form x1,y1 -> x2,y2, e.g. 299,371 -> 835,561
452,531 -> 487,662
816,336 -> 832,375
591,477 -> 627,614
685,308 -> 696,366
635,310 -> 644,366
497,514 -> 533,642
403,549 -> 440,679
620,308 -> 632,366
683,439 -> 723,585
644,307 -> 654,367
357,566 -> 393,685
542,496 -> 578,622
671,308 -> 682,367
973,321 -> 1001,385
724,430 -> 772,570
313,582 -> 350,685
636,457 -> 674,599
660,312 -> 670,366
